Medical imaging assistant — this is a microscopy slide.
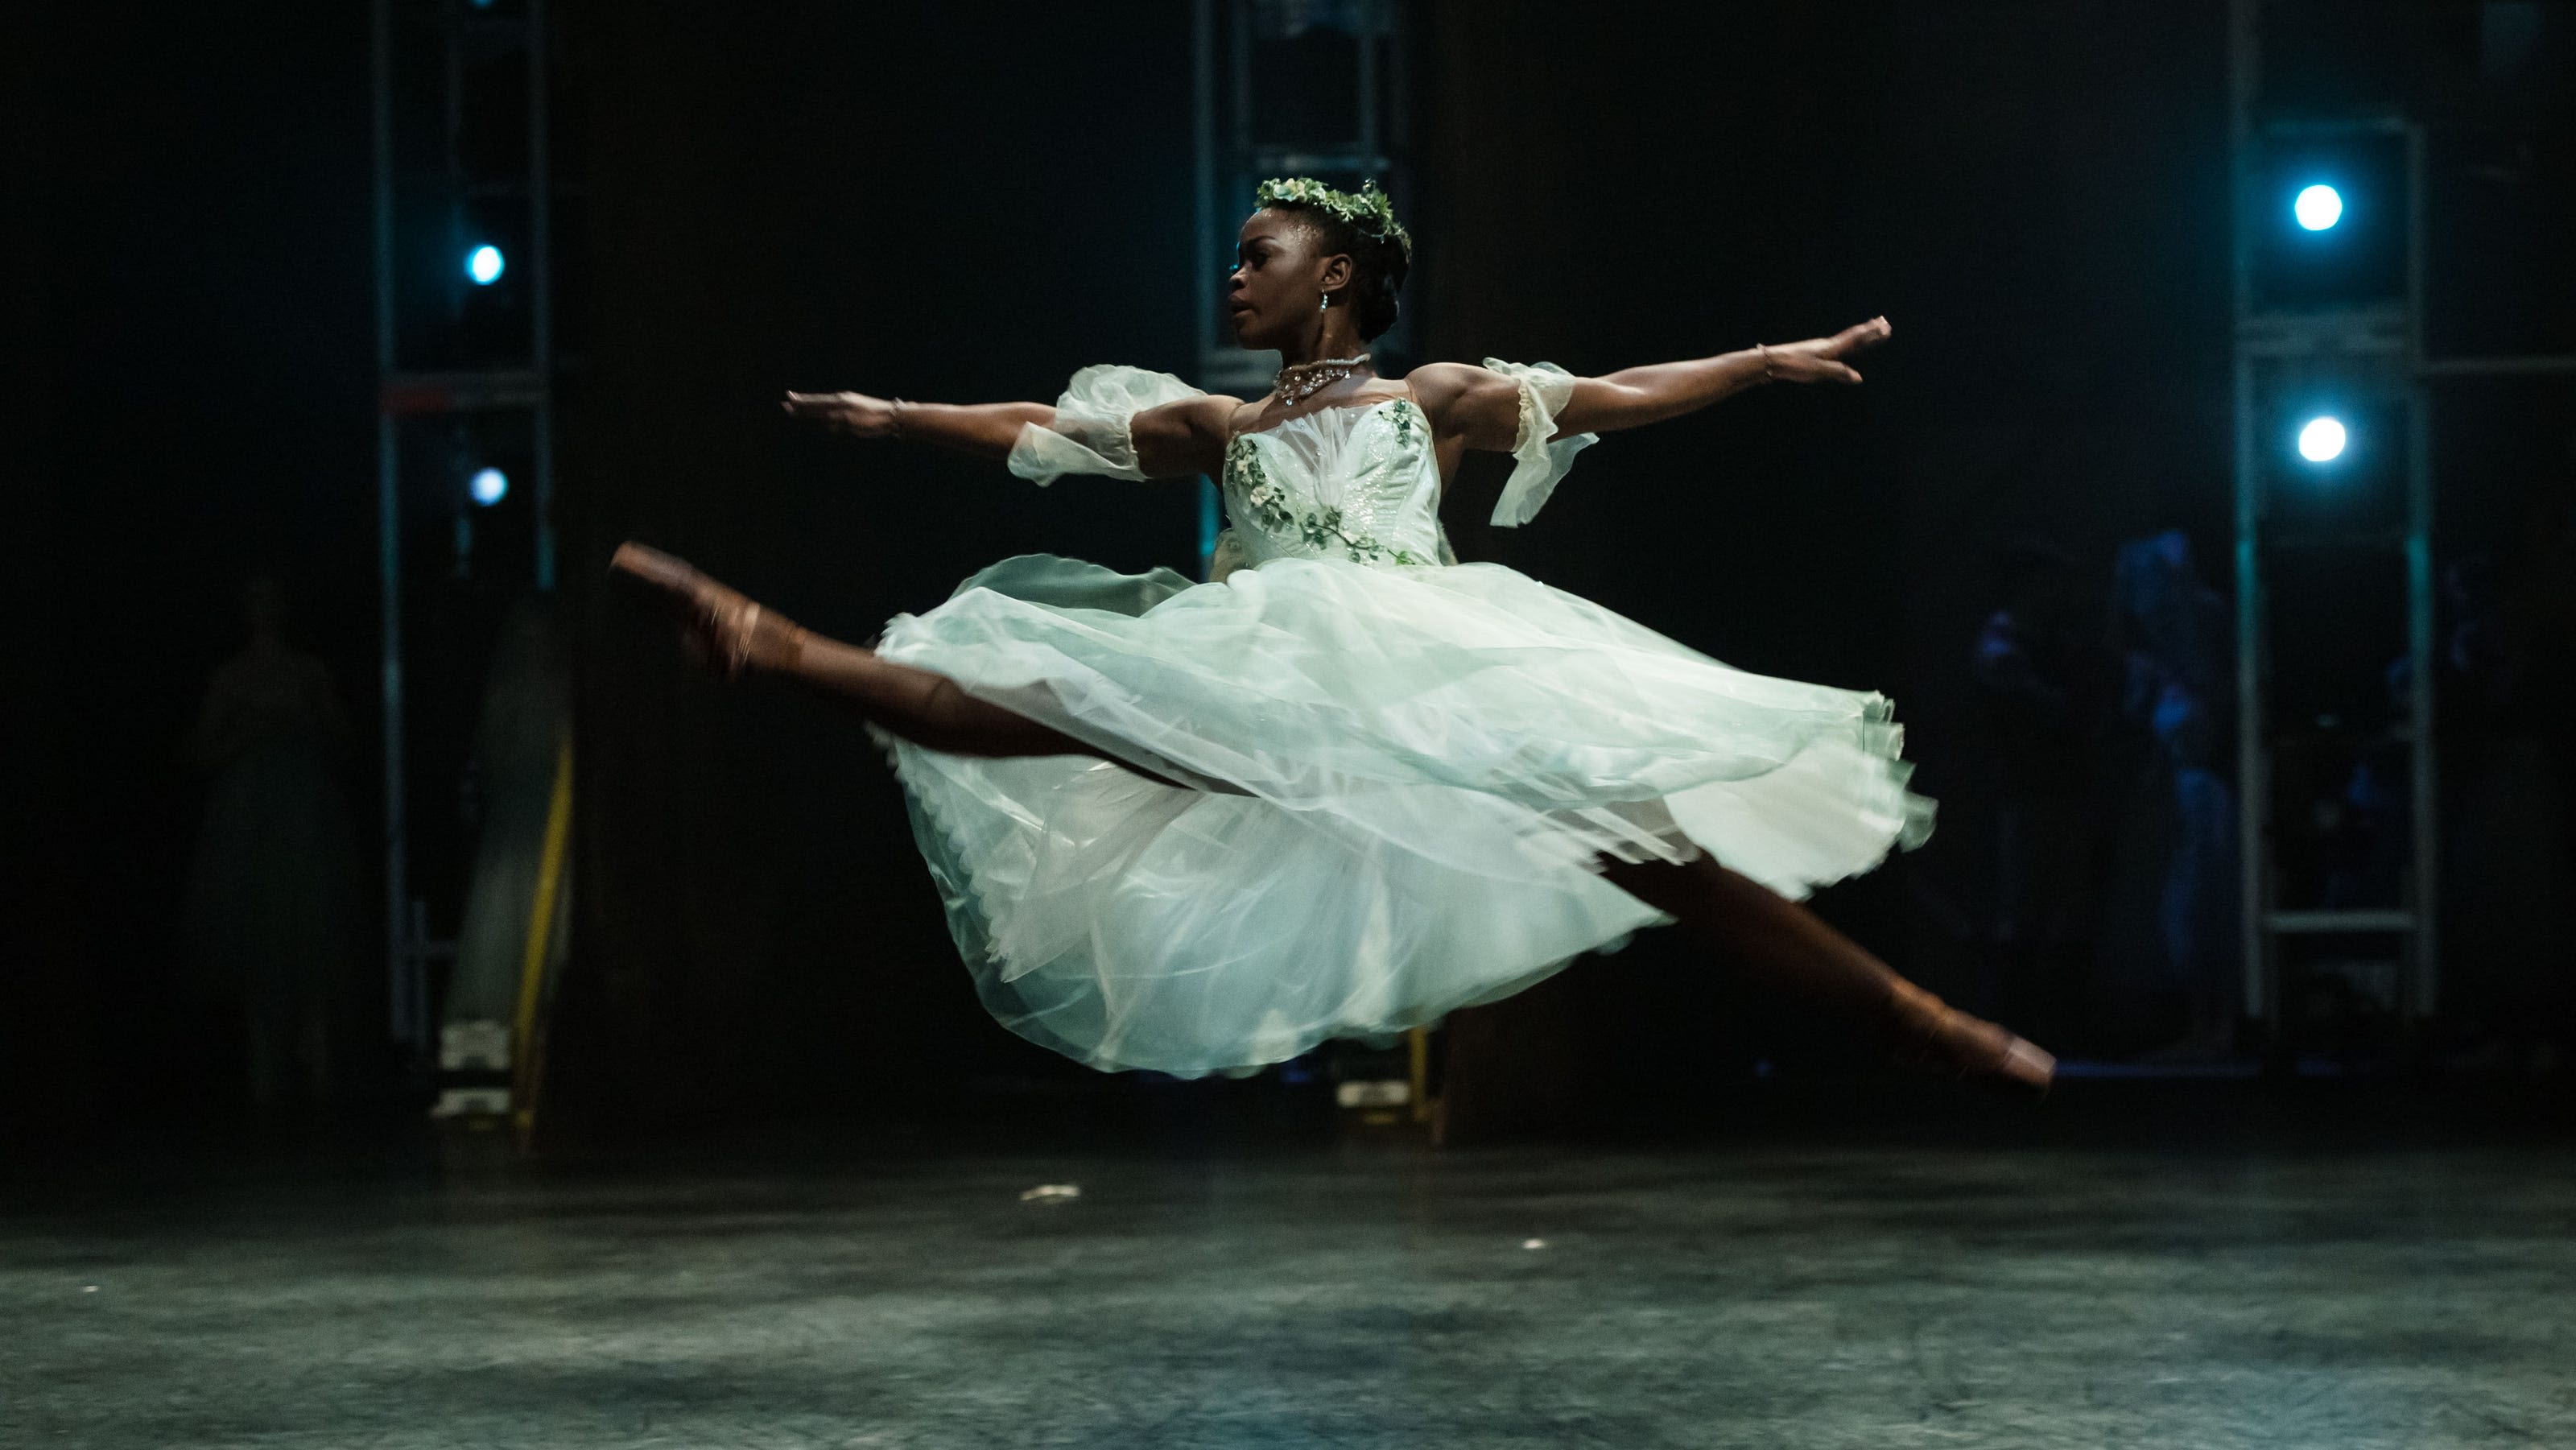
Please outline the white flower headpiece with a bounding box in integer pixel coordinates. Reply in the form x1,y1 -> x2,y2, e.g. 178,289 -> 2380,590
1254,176 -> 1413,262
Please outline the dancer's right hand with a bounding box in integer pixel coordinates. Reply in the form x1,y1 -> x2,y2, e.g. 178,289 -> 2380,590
782,390 -> 901,437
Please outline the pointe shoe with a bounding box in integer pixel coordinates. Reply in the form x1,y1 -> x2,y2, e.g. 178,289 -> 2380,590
609,542 -> 806,676
1882,982 -> 2056,1097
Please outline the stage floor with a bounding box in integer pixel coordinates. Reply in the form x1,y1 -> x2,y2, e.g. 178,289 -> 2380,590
7,1114 -> 2574,1448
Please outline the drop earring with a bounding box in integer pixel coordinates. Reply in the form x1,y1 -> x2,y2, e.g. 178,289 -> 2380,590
1318,291 -> 1331,312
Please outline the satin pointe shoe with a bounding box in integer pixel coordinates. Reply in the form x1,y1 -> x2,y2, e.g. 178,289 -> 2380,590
1882,980 -> 2057,1098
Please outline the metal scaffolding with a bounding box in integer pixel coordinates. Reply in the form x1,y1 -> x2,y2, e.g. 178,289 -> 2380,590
371,0 -> 559,1071
2227,0 -> 2576,1055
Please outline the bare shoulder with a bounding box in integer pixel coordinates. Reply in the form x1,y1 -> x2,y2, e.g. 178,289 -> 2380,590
1137,390 -> 1245,439
1180,391 -> 1247,441
1224,394 -> 1278,437
1129,391 -> 1251,478
1401,361 -> 1521,447
1401,361 -> 1492,411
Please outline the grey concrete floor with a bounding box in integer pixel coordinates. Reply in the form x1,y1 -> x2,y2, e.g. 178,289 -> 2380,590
6,1122 -> 2575,1448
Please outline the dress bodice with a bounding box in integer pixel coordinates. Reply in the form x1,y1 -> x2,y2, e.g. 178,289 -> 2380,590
1220,398 -> 1442,568
1004,360 -> 1602,572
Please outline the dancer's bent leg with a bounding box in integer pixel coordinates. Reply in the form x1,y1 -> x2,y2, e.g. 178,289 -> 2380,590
1600,849 -> 2054,1093
612,542 -> 1146,768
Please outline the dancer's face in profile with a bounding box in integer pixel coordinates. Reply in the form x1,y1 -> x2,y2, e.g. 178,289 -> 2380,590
1226,208 -> 1352,352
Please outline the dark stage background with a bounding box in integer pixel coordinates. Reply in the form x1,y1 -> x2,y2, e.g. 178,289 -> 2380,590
9,2 -> 2566,1143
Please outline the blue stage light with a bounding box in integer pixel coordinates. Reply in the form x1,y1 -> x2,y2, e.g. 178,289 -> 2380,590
466,244 -> 506,285
470,467 -> 510,506
2297,415 -> 2347,464
2293,184 -> 2343,232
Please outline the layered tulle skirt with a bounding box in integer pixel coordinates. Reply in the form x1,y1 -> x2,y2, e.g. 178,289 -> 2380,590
872,554 -> 1934,1076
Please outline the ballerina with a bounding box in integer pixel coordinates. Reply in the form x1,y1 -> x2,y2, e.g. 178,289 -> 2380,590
613,177 -> 2054,1093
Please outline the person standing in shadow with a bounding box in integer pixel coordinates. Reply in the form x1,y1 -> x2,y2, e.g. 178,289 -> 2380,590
2100,531 -> 2241,1063
182,576 -> 368,1114
1970,542 -> 2105,1051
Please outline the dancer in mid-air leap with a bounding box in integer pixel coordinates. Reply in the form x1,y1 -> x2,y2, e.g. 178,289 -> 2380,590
615,176 -> 2054,1093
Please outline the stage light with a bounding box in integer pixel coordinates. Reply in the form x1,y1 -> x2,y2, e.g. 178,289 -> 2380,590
466,244 -> 506,285
2297,415 -> 2347,464
470,466 -> 510,506
2293,184 -> 2343,232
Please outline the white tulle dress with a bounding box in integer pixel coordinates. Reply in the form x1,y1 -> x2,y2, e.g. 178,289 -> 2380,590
871,361 -> 1934,1076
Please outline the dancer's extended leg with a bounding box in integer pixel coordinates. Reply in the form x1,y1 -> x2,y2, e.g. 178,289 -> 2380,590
1600,850 -> 2055,1093
612,542 -> 1131,765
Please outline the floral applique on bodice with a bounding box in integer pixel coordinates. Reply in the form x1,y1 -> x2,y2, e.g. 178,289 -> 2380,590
1004,360 -> 1600,562
1220,398 -> 1443,568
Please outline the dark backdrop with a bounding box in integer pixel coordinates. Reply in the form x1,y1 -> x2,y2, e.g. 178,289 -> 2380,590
10,1 -> 2247,1139
8,2 -> 378,1136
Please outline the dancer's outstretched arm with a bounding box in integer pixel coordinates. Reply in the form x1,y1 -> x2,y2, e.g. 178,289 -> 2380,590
1410,316 -> 1893,451
781,390 -> 1051,459
782,389 -> 1239,478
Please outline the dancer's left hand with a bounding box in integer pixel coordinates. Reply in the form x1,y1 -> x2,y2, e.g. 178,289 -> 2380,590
782,390 -> 902,436
1761,316 -> 1893,385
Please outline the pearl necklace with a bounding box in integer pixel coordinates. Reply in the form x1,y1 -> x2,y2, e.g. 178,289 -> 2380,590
1275,353 -> 1371,404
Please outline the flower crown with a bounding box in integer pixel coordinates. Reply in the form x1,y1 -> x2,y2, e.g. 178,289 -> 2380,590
1254,176 -> 1414,262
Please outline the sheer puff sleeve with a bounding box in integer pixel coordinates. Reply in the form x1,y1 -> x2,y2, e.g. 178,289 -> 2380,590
1480,357 -> 1601,527
1006,365 -> 1211,485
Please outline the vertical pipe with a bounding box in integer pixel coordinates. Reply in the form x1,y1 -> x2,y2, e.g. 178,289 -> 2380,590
529,0 -> 555,591
1193,0 -> 1220,576
2404,123 -> 2427,374
1356,2 -> 1380,163
2232,367 -> 2266,1026
2227,0 -> 2269,1026
1406,1024 -> 1430,1124
1387,1 -> 1411,361
374,0 -> 413,1049
1354,4 -> 1383,361
2404,126 -> 2436,1018
2406,386 -> 2436,1018
1193,0 -> 1216,367
444,0 -> 465,331
1231,0 -> 1253,163
1386,0 -> 1410,161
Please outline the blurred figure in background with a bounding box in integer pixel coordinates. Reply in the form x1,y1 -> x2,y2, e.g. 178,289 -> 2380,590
2099,530 -> 2240,1062
1969,542 -> 2104,1047
182,576 -> 368,1113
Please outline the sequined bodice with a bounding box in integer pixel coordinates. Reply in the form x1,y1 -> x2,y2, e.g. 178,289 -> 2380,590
1220,398 -> 1442,568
